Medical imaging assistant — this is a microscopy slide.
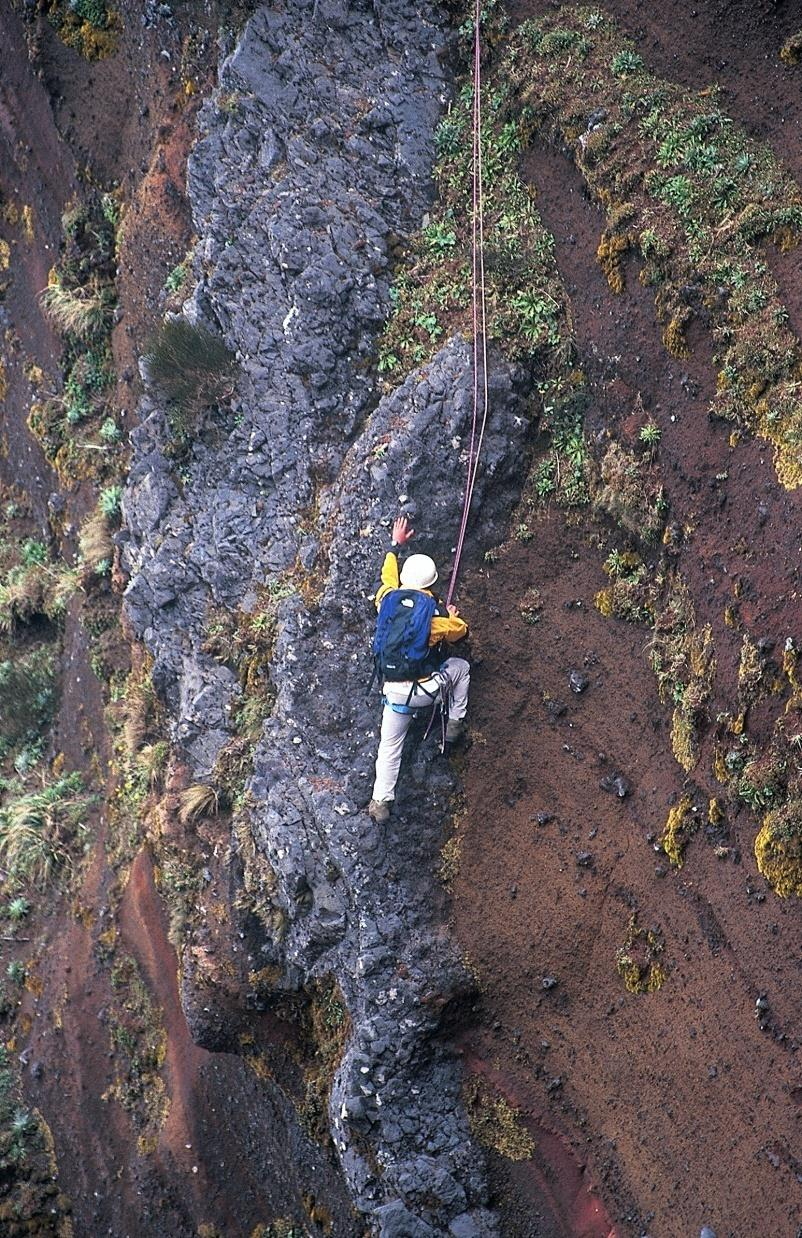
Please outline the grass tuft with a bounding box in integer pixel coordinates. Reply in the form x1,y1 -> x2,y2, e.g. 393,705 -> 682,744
178,783 -> 220,825
145,318 -> 235,443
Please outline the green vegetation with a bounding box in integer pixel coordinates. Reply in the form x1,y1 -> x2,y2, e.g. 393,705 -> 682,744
380,76 -> 571,374
0,648 -> 57,755
0,519 -> 75,636
507,5 -> 802,489
298,978 -> 350,1144
145,318 -> 236,447
47,0 -> 120,60
104,953 -> 168,1153
31,194 -> 123,489
377,29 -> 593,504
0,771 -> 92,888
0,1044 -> 70,1231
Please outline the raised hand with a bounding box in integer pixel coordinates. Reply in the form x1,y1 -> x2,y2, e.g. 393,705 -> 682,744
392,515 -> 415,546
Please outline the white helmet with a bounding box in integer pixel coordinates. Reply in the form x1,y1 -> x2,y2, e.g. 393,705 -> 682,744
400,553 -> 438,589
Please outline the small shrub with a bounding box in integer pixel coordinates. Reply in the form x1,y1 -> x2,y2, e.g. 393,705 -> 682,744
0,772 -> 90,887
0,648 -> 58,747
422,216 -> 457,256
99,484 -> 123,518
639,421 -> 661,448
5,897 -> 30,922
19,540 -> 47,567
611,49 -> 645,77
145,318 -> 235,441
6,962 -> 25,986
99,417 -> 121,443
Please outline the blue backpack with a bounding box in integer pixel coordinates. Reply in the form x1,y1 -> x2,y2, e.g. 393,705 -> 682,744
372,589 -> 438,683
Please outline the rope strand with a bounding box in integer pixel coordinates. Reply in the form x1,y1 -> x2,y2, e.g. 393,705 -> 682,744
446,0 -> 489,607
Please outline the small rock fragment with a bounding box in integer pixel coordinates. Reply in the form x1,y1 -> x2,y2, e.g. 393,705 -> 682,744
569,669 -> 590,694
542,976 -> 558,990
601,772 -> 631,798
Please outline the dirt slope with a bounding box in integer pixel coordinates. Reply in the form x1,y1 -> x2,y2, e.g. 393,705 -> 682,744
452,4 -> 802,1235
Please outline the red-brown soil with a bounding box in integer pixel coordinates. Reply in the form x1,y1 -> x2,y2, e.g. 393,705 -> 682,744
452,4 -> 802,1235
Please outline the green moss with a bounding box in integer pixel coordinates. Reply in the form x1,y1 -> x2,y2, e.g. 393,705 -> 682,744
298,978 -> 350,1144
780,31 -> 802,66
47,0 -> 120,59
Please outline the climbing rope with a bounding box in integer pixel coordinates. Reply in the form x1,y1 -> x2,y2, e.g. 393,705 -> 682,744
445,0 -> 490,608
424,0 -> 488,747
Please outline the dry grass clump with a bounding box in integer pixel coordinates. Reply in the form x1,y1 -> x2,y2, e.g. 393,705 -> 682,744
178,783 -> 220,825
593,438 -> 667,543
0,550 -> 76,634
77,508 -> 113,577
40,278 -> 111,340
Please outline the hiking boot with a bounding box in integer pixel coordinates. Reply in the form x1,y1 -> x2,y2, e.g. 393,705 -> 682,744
445,718 -> 466,744
368,799 -> 391,824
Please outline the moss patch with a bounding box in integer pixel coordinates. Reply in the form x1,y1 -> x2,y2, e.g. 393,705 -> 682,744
755,799 -> 802,896
464,1077 -> 535,1161
660,793 -> 697,868
102,953 -> 168,1146
616,913 -> 667,993
47,0 -> 120,60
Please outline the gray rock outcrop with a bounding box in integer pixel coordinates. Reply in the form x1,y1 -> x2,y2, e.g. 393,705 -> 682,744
122,2 -> 534,1232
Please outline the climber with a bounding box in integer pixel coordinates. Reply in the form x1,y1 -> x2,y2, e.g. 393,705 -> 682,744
367,514 -> 470,824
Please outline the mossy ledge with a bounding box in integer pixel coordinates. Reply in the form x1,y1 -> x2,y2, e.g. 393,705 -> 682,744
503,5 -> 802,489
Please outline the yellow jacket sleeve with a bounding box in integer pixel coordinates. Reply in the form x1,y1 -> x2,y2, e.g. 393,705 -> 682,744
430,611 -> 468,645
375,551 -> 400,609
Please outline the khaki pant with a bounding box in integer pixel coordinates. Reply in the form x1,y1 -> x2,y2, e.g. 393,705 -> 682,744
371,657 -> 470,804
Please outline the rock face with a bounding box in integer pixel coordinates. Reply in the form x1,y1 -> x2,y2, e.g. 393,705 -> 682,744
123,0 -> 447,778
122,1 -> 533,1232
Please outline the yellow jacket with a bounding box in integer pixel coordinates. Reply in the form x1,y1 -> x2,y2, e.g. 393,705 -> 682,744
375,551 -> 468,645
